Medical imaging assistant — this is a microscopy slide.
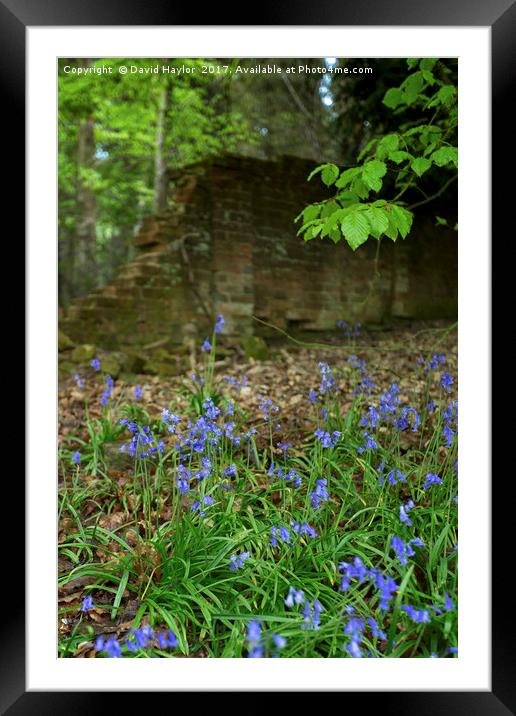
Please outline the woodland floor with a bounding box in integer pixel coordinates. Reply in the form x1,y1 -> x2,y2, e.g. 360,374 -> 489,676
57,319 -> 457,657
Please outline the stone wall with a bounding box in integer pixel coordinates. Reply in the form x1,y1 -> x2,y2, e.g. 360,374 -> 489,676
61,154 -> 457,354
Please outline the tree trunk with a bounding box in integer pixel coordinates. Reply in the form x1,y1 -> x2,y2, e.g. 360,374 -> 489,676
76,58 -> 97,293
153,80 -> 171,212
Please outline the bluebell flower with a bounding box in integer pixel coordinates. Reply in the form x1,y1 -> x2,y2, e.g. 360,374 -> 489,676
399,499 -> 414,526
91,358 -> 101,371
357,431 -> 378,454
119,421 -> 163,459
277,441 -> 292,456
423,472 -> 443,490
203,397 -> 220,420
285,469 -> 302,488
223,464 -> 237,478
291,521 -> 318,539
371,570 -> 399,611
130,626 -> 154,649
71,450 -> 81,465
214,314 -> 225,334
285,586 -> 305,607
301,599 -> 324,630
191,495 -> 215,518
314,428 -> 341,448
162,409 -> 181,433
310,478 -> 329,509
258,396 -> 279,422
401,605 -> 430,624
100,388 -> 111,407
318,361 -> 336,396
391,535 -> 425,566
440,372 -> 454,393
344,617 -> 365,657
272,634 -> 287,651
244,427 -> 257,442
247,620 -> 262,658
80,595 -> 93,613
361,405 -> 381,430
176,464 -> 191,494
96,635 -> 122,658
346,639 -> 363,658
308,389 -> 317,405
201,338 -> 211,353
134,386 -> 143,400
395,407 -> 420,433
157,630 -> 178,649
339,557 -> 369,590
73,374 -> 85,388
194,456 -> 211,482
383,469 -> 406,487
367,617 -> 387,641
229,551 -> 249,571
279,526 -> 291,543
349,356 -> 375,396
426,353 -> 446,371
444,593 -> 455,611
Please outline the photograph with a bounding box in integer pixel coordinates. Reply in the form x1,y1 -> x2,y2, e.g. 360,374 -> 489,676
56,56 -> 459,660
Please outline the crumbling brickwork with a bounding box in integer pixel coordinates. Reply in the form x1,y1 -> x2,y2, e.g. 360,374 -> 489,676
61,154 -> 457,351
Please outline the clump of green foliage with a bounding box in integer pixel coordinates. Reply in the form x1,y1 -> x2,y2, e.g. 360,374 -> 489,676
296,58 -> 458,250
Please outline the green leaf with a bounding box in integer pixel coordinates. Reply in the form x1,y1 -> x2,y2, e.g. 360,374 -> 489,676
301,204 -> 321,223
384,212 -> 399,241
320,199 -> 339,219
329,227 -> 342,243
411,157 -> 432,176
383,87 -> 403,109
435,216 -> 448,226
357,137 -> 378,162
407,58 -> 420,69
307,165 -> 325,181
376,133 -> 399,160
362,160 -> 387,192
307,223 -> 323,239
391,205 -> 413,238
365,207 -> 389,237
420,58 -> 437,71
401,71 -> 425,105
431,146 -> 458,168
321,208 -> 345,237
428,85 -> 457,107
321,163 -> 340,187
421,70 -> 436,85
350,176 -> 371,199
336,191 -> 360,207
341,210 -> 371,250
335,166 -> 360,189
389,150 -> 413,164
111,569 -> 130,621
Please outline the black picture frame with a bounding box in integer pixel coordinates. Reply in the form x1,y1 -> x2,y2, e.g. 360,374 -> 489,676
8,0 -> 508,712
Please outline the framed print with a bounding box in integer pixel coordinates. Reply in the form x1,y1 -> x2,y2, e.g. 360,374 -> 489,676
5,0 -> 509,711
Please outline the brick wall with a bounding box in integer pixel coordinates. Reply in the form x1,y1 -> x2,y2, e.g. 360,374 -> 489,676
61,154 -> 457,351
